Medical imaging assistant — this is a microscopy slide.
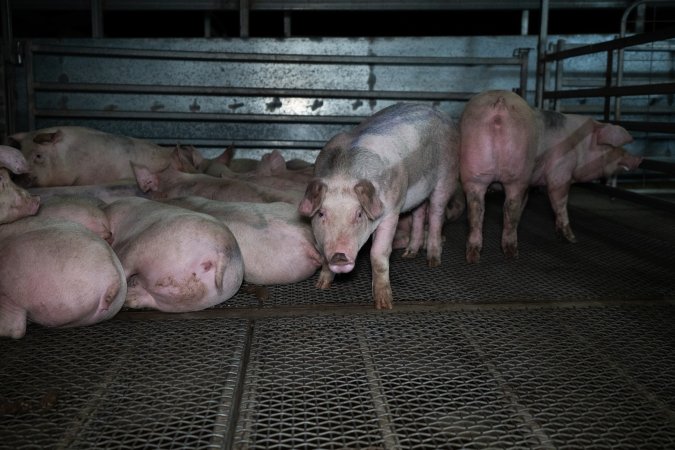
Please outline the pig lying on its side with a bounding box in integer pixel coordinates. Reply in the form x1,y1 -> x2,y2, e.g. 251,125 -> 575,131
459,89 -> 643,264
0,217 -> 127,339
131,160 -> 303,205
10,126 -> 177,187
163,197 -> 322,286
299,102 -> 462,310
103,197 -> 244,312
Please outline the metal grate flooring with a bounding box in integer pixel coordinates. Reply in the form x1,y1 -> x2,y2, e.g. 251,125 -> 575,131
2,186 -> 675,449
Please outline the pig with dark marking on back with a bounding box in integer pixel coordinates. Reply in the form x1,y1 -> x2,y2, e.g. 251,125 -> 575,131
459,89 -> 643,264
9,126 -> 177,187
298,102 -> 462,310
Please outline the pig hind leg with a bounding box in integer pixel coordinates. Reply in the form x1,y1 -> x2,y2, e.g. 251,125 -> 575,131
501,183 -> 530,260
547,182 -> 577,243
0,298 -> 28,339
464,182 -> 489,264
401,201 -> 428,259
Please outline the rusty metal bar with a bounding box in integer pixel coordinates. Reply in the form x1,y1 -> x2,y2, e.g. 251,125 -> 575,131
543,82 -> 675,99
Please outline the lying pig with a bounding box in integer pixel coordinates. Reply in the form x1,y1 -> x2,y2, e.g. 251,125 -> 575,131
0,145 -> 40,224
131,160 -> 303,205
298,102 -> 462,310
9,126 -> 176,187
459,89 -> 643,264
103,197 -> 244,312
0,217 -> 127,339
162,197 -> 322,285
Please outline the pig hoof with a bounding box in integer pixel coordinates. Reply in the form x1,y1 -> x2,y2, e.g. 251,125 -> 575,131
503,245 -> 519,260
401,249 -> 418,259
466,247 -> 481,264
374,299 -> 393,310
427,256 -> 441,268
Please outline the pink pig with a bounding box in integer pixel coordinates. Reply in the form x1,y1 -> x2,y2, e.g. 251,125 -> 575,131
103,197 -> 244,312
459,89 -> 643,264
298,102 -> 462,310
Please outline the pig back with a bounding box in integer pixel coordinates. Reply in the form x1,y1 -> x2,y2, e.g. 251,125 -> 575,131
315,102 -> 458,210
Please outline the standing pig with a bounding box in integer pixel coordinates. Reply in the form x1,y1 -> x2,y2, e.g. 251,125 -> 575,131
0,217 -> 127,339
162,197 -> 322,285
0,145 -> 40,224
298,102 -> 462,310
459,89 -> 643,264
9,126 -> 176,187
103,197 -> 244,312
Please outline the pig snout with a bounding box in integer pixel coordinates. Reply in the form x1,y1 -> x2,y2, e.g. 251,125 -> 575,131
328,252 -> 355,273
622,155 -> 643,172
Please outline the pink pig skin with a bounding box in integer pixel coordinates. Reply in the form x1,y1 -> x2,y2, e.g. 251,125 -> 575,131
103,197 -> 244,312
298,102 -> 462,310
162,197 -> 322,286
459,89 -> 643,264
0,217 -> 127,339
0,146 -> 40,225
10,126 -> 176,187
131,159 -> 303,205
36,195 -> 113,244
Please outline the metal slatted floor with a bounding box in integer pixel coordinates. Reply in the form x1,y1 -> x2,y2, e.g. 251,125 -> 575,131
2,186 -> 675,449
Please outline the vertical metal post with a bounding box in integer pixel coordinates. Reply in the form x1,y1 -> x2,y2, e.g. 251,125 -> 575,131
520,10 -> 529,36
283,11 -> 292,37
553,39 -> 564,112
603,49 -> 613,121
91,0 -> 104,38
240,0 -> 249,38
535,0 -> 549,109
1,0 -> 15,137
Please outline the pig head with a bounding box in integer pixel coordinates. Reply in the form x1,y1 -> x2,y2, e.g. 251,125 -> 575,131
299,178 -> 384,274
0,145 -> 40,224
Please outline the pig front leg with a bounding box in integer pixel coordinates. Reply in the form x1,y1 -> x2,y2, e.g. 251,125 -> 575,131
370,213 -> 399,310
316,258 -> 336,289
547,182 -> 577,243
0,299 -> 28,339
464,183 -> 488,264
501,183 -> 530,260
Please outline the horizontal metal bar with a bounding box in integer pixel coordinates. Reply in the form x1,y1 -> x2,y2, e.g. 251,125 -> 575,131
154,138 -> 325,149
580,182 -> 675,214
33,82 -> 478,101
639,158 -> 675,176
30,43 -> 526,66
33,108 -> 366,124
543,82 -> 675,99
10,0 -> 641,11
543,26 -> 675,61
613,121 -> 675,134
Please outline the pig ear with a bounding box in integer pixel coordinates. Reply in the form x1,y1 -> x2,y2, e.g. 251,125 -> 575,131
260,149 -> 286,176
130,162 -> 159,192
298,179 -> 326,217
170,145 -> 196,172
354,179 -> 384,220
32,129 -> 63,145
595,123 -> 633,147
8,131 -> 27,145
215,144 -> 236,165
0,145 -> 30,174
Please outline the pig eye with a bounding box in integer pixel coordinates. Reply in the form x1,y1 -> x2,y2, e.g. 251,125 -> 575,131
33,153 -> 44,164
317,209 -> 325,218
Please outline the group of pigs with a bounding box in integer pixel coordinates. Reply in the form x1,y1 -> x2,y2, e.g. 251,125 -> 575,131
0,90 -> 642,338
